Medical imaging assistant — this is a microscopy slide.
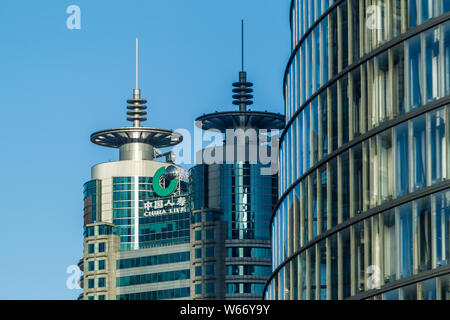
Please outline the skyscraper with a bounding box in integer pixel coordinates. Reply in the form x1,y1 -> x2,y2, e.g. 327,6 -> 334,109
79,41 -> 191,300
265,1 -> 450,300
189,22 -> 285,298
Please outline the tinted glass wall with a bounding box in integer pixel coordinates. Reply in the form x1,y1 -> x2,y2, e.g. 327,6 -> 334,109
266,0 -> 450,300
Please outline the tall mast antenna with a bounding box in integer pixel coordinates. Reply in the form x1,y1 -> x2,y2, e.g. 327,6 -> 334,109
136,37 -> 139,88
241,20 -> 244,72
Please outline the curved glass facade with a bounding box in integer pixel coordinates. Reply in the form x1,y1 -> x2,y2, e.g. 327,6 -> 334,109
266,0 -> 450,300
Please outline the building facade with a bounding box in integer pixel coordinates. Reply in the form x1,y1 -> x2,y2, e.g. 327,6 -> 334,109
79,86 -> 191,300
189,70 -> 284,299
264,0 -> 450,300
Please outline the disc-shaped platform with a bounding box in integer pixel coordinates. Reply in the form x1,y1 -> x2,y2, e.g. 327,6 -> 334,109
196,111 -> 285,132
90,127 -> 183,148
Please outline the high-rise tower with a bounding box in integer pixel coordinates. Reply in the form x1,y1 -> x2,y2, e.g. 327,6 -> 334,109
189,22 -> 285,299
265,1 -> 450,300
79,40 -> 191,300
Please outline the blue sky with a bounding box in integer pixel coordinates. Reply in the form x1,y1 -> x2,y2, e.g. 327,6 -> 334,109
0,0 -> 290,299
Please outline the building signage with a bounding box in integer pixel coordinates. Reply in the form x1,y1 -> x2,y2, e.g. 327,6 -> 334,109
143,196 -> 187,217
152,166 -> 178,197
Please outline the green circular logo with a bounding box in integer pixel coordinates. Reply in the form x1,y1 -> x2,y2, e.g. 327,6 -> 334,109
152,166 -> 178,197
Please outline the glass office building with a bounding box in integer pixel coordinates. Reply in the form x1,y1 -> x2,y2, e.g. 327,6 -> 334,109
189,70 -> 284,299
264,0 -> 450,300
79,84 -> 191,300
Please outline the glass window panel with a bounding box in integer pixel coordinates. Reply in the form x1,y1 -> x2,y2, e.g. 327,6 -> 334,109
320,91 -> 328,158
408,0 -> 417,28
443,21 -> 450,96
341,76 -> 349,145
312,172 -> 318,239
308,247 -> 316,300
424,27 -> 440,103
379,129 -> 394,204
383,288 -> 399,300
330,234 -> 339,300
400,283 -> 417,300
398,202 -> 414,278
438,274 -> 450,300
330,83 -> 338,152
416,196 -> 432,272
412,114 -> 427,191
314,26 -> 320,92
330,9 -> 338,76
352,222 -> 365,293
351,68 -> 362,138
340,3 -> 348,70
302,179 -> 309,244
350,0 -> 360,61
434,190 -> 450,267
383,209 -> 397,283
318,240 -> 327,299
429,107 -> 446,184
394,122 -> 409,197
312,98 -> 319,164
329,158 -> 338,228
340,228 -> 351,299
307,36 -> 313,98
321,17 -> 329,85
420,278 -> 437,300
304,104 -> 311,170
352,144 -> 363,215
319,165 -> 327,233
392,43 -> 406,116
407,34 -> 422,109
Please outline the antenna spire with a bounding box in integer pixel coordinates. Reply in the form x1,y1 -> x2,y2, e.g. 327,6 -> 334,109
241,20 -> 244,72
232,20 -> 253,111
136,37 -> 139,89
127,37 -> 147,127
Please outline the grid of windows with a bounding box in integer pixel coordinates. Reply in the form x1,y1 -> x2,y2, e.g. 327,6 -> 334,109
117,251 -> 190,269
286,0 -> 450,123
111,177 -> 190,250
84,224 -> 115,237
227,283 -> 266,295
190,159 -> 276,298
139,210 -> 190,247
116,269 -> 190,287
267,185 -> 449,300
190,164 -> 277,241
267,0 -> 450,301
112,177 -> 134,249
369,274 -> 450,300
274,106 -> 450,270
228,265 -> 272,277
228,247 -> 271,258
282,22 -> 450,195
117,287 -> 190,300
83,180 -> 99,225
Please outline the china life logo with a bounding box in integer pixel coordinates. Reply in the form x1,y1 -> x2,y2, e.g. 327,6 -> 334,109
143,166 -> 187,217
152,166 -> 178,197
